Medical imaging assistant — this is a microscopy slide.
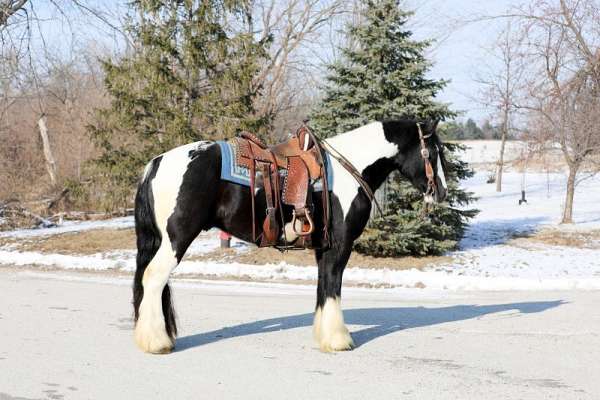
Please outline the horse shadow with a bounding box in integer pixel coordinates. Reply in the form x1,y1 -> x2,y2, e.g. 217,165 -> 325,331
175,300 -> 564,352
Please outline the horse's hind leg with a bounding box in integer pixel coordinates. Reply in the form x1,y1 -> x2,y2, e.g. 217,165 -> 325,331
134,203 -> 211,353
134,242 -> 179,353
133,143 -> 218,354
313,243 -> 354,352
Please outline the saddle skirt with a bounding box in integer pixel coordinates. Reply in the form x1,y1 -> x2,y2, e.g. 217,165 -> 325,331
216,140 -> 334,191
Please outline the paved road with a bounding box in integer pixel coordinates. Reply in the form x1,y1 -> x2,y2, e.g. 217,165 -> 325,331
1,269 -> 599,400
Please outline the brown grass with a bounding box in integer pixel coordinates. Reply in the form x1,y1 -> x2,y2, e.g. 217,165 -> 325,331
0,228 -> 136,255
510,228 -> 600,249
200,246 -> 450,270
0,227 -> 449,271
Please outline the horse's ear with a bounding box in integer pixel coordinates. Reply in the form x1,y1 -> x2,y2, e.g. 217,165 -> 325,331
426,119 -> 440,133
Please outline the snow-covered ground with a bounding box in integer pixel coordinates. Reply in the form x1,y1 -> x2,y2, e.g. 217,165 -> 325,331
0,216 -> 135,238
430,171 -> 600,290
0,172 -> 599,290
458,140 -> 528,165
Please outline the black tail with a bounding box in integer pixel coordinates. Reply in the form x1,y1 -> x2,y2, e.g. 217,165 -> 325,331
133,156 -> 177,339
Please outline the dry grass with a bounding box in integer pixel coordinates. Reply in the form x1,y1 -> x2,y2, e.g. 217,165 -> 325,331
0,227 -> 448,271
201,246 -> 450,270
510,228 -> 600,249
0,228 -> 136,255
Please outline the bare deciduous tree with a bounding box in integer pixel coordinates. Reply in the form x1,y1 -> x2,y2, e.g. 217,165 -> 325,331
253,0 -> 346,136
0,0 -> 117,202
477,22 -> 526,192
508,0 -> 600,223
0,0 -> 27,27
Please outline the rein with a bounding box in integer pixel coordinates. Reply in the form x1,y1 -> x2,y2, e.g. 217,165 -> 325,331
309,128 -> 384,215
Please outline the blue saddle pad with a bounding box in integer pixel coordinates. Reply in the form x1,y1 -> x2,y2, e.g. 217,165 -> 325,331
216,140 -> 333,191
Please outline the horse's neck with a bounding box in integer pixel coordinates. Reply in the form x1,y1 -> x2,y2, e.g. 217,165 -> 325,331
325,121 -> 398,176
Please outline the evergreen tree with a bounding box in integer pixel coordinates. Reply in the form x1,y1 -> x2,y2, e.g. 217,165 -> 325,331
88,0 -> 268,209
438,121 -> 464,140
481,119 -> 502,139
311,0 -> 449,134
310,0 -> 478,257
438,119 -> 489,140
464,118 -> 484,139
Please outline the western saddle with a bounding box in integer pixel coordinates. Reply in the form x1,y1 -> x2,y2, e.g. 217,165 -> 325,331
233,124 -> 330,249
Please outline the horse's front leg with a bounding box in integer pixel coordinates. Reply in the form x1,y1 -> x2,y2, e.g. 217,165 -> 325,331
313,242 -> 354,352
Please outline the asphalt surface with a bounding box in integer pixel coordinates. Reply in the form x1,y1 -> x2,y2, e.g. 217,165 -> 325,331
1,269 -> 599,400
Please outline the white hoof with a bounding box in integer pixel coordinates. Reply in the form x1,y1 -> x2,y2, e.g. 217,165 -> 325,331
319,326 -> 354,352
314,297 -> 354,352
134,319 -> 174,354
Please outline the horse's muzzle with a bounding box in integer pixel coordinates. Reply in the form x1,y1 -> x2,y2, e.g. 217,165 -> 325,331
423,180 -> 447,204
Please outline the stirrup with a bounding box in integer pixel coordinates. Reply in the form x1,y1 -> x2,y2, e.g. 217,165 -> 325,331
291,209 -> 314,236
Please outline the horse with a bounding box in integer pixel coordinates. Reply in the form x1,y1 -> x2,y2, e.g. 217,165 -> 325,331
132,119 -> 448,354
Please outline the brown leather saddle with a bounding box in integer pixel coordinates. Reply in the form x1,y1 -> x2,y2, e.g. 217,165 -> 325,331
233,125 -> 330,249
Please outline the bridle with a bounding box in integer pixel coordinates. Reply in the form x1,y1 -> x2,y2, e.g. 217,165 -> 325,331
416,122 -> 438,202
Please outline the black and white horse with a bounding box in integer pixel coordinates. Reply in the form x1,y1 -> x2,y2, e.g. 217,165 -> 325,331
133,120 -> 447,354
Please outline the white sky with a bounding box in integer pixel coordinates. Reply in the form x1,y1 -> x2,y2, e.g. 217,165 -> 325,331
409,0 -> 527,122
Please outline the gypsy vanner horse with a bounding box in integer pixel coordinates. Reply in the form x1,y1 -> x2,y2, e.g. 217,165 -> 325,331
133,120 -> 447,354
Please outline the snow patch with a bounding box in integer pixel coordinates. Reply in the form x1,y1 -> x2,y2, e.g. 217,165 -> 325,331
0,217 -> 135,238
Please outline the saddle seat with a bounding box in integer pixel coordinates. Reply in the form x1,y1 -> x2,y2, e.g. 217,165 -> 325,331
232,126 -> 329,249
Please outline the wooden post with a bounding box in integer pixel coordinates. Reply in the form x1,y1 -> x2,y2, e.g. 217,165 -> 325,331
37,114 -> 57,186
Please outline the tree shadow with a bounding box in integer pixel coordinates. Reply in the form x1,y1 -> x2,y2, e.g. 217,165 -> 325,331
460,217 -> 548,250
175,300 -> 564,352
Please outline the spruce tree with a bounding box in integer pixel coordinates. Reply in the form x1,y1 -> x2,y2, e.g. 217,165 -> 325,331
310,0 -> 478,257
88,0 -> 268,209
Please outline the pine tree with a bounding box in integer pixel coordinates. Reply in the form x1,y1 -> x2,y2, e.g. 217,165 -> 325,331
464,118 -> 484,139
88,0 -> 268,210
310,0 -> 450,134
310,0 -> 478,257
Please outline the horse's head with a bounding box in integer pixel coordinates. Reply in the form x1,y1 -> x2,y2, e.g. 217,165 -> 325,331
382,119 -> 448,203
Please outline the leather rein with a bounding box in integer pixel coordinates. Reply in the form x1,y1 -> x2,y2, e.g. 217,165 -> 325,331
310,129 -> 384,215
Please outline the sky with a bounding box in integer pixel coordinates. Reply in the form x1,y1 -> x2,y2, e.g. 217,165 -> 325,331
296,0 -> 529,123
28,0 -> 528,124
409,0 -> 526,123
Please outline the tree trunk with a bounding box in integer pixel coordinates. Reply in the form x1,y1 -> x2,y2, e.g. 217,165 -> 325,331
495,150 -> 505,192
561,164 -> 578,224
495,109 -> 509,192
37,114 -> 57,186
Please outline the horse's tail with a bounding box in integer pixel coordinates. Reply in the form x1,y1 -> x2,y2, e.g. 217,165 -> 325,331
133,157 -> 177,338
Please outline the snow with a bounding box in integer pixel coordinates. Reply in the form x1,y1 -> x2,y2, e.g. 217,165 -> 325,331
2,248 -> 598,291
0,172 -> 599,291
0,216 -> 135,238
0,249 -> 133,271
458,140 -> 528,165
186,231 -> 248,256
